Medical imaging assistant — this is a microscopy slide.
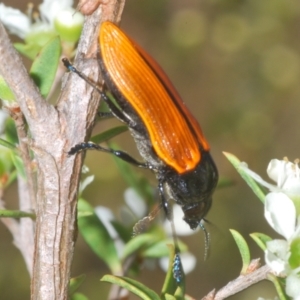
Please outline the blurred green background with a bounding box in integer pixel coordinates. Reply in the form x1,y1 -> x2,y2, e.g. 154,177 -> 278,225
2,0 -> 300,299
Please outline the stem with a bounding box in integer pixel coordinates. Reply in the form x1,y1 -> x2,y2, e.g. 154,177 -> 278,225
0,1 -> 126,299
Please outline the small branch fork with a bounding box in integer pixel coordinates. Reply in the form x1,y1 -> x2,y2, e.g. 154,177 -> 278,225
0,1 -> 125,299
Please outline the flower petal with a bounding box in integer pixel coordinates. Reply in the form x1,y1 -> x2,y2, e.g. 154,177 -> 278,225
240,162 -> 279,192
163,204 -> 198,236
267,159 -> 287,184
267,159 -> 300,195
39,0 -> 74,25
124,188 -> 147,219
265,239 -> 289,275
0,3 -> 31,38
95,206 -> 124,256
286,273 -> 300,299
265,192 -> 296,239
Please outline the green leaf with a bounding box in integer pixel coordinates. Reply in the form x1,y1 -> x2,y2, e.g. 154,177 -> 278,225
71,293 -> 89,300
0,138 -> 15,150
230,229 -> 250,275
289,237 -> 300,269
77,199 -> 121,274
268,274 -> 287,300
14,42 -> 42,60
165,295 -> 176,300
122,233 -> 160,260
0,209 -> 35,219
0,76 -> 15,101
223,152 -> 266,203
69,274 -> 86,296
54,14 -> 83,43
217,177 -> 235,189
5,118 -> 18,144
142,239 -> 188,258
111,143 -> 154,204
29,36 -> 61,98
110,220 -> 132,243
250,232 -> 272,251
10,152 -> 26,179
101,275 -> 161,300
161,244 -> 185,299
0,142 -> 14,178
91,126 -> 128,144
15,31 -> 57,60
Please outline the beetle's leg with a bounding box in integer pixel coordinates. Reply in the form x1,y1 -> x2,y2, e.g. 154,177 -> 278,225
158,181 -> 171,219
158,180 -> 183,283
62,58 -> 134,126
100,92 -> 135,125
97,111 -> 114,119
68,141 -> 147,168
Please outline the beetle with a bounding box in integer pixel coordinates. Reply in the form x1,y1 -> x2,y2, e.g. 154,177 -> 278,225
64,20 -> 219,281
63,22 -> 218,280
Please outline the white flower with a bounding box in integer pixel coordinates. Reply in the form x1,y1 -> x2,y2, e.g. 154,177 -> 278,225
241,158 -> 300,298
124,187 -> 147,219
0,4 -> 31,38
265,192 -> 297,239
267,158 -> 300,197
163,204 -> 199,236
286,272 -> 300,300
0,0 -> 83,40
79,174 -> 94,194
95,206 -> 124,257
39,0 -> 73,26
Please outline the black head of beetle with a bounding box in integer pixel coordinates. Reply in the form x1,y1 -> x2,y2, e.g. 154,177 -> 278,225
162,151 -> 218,230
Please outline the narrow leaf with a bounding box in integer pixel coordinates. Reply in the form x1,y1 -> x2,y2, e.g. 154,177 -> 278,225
250,232 -> 272,251
165,294 -> 176,300
216,177 -> 234,189
230,229 -> 250,275
110,220 -> 132,243
14,42 -> 42,60
122,233 -> 159,260
10,152 -> 26,178
223,152 -> 266,203
111,144 -> 154,204
69,274 -> 86,296
0,76 -> 15,101
0,138 -> 15,150
5,118 -> 18,144
77,199 -> 121,274
142,239 -> 187,258
101,275 -> 161,300
29,36 -> 61,98
0,209 -> 35,219
71,293 -> 89,300
91,126 -> 128,144
268,273 -> 287,300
